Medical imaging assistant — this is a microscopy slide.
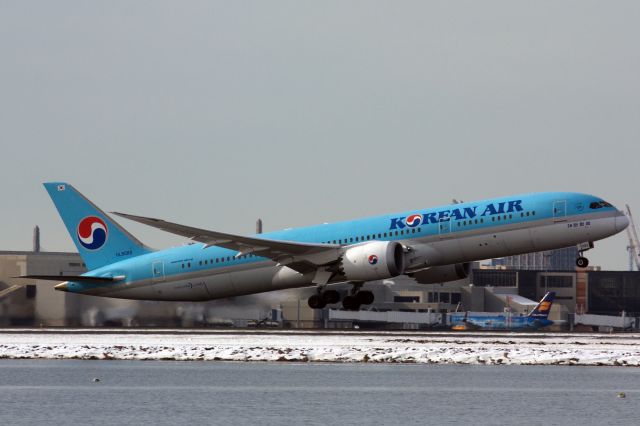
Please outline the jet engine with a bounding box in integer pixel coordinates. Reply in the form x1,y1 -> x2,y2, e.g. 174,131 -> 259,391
340,241 -> 405,281
410,263 -> 470,284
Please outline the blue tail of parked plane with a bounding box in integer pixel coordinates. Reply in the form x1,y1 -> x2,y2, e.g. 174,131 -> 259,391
528,291 -> 556,319
44,182 -> 152,270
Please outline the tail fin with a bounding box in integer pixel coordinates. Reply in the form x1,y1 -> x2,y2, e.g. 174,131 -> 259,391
528,292 -> 555,319
44,182 -> 152,270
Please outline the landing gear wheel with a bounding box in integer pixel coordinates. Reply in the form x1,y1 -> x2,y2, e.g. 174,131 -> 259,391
322,289 -> 341,304
356,290 -> 374,305
308,294 -> 327,309
576,257 -> 589,268
342,295 -> 361,311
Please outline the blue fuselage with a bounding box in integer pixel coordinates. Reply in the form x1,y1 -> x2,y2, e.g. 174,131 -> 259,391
63,191 -> 627,301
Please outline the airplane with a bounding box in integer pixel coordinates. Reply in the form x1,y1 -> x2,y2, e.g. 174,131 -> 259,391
16,183 -> 629,311
450,291 -> 556,331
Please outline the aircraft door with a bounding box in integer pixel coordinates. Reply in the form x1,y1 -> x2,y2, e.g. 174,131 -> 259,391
152,260 -> 165,282
553,200 -> 567,222
438,218 -> 451,238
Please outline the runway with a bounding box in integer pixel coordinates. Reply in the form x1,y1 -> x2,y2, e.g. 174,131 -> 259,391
1,329 -> 639,366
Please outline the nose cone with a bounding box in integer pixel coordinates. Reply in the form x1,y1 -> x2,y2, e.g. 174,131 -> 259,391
616,215 -> 630,232
54,282 -> 69,292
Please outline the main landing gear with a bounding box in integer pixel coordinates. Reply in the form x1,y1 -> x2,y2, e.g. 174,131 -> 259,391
340,282 -> 375,311
307,283 -> 375,311
342,290 -> 374,311
307,289 -> 341,309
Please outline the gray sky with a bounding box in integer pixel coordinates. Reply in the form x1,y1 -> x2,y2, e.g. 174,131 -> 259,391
1,1 -> 638,269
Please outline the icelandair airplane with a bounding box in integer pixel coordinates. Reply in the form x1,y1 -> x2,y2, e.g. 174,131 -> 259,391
450,292 -> 556,331
18,183 -> 629,311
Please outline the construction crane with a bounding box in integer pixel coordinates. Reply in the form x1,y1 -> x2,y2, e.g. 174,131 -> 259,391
625,204 -> 640,271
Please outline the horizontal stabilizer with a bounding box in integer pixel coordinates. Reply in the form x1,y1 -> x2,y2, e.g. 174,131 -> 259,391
0,284 -> 27,299
14,275 -> 122,283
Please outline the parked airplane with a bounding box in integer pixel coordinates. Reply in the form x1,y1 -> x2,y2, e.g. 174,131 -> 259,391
450,292 -> 556,331
18,183 -> 628,310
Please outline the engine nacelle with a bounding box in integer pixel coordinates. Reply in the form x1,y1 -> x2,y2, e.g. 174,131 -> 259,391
411,263 -> 471,284
341,241 -> 405,281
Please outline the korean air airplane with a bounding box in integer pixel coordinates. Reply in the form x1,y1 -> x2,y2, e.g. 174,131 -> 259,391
450,292 -> 556,331
18,183 -> 629,311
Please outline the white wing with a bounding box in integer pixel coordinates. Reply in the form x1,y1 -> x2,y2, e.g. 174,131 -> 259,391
112,212 -> 342,275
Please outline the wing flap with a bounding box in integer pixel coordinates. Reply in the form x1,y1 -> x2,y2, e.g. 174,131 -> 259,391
0,284 -> 26,299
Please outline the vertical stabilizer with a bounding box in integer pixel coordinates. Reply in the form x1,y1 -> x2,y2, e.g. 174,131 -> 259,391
528,292 -> 555,319
44,182 -> 152,270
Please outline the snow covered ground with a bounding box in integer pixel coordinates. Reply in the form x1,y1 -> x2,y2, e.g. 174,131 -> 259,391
1,330 -> 639,366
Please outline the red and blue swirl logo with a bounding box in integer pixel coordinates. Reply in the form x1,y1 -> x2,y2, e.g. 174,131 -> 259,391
406,214 -> 422,227
368,254 -> 378,265
77,216 -> 108,250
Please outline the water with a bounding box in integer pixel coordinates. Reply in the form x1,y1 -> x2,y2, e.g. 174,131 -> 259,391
0,360 -> 638,426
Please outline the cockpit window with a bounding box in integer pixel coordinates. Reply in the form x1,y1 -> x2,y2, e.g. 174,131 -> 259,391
589,201 -> 613,209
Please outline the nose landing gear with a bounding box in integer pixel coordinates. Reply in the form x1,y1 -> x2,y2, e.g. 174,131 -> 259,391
575,241 -> 594,268
576,257 -> 589,268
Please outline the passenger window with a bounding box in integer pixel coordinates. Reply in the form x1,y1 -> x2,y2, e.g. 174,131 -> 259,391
411,229 -> 416,234
383,233 -> 387,237
378,233 -> 381,238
